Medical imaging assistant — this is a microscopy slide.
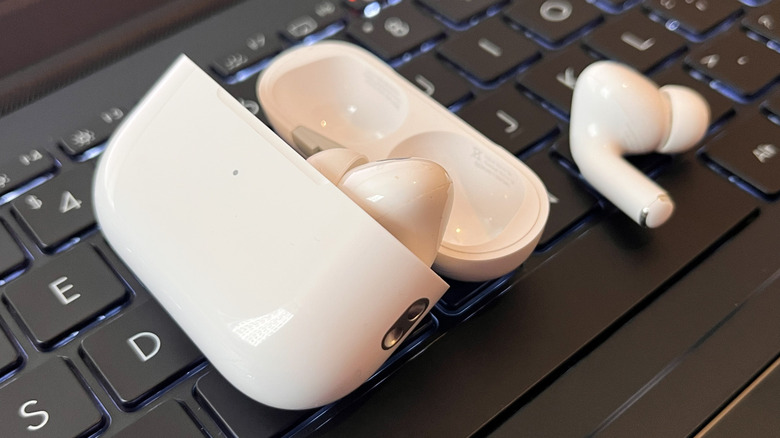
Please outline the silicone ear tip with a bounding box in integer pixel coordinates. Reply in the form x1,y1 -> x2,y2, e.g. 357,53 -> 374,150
658,85 -> 710,154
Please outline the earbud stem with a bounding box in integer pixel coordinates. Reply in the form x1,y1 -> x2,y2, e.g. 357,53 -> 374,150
568,61 -> 708,228
572,143 -> 674,228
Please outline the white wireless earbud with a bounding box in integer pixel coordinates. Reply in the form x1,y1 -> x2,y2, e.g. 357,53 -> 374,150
306,146 -> 369,184
308,148 -> 454,266
570,61 -> 710,228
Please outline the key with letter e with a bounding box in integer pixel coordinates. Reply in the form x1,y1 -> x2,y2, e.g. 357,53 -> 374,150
3,245 -> 127,349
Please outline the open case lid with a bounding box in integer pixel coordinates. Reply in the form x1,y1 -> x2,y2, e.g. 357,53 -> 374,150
258,41 -> 549,281
93,55 -> 449,409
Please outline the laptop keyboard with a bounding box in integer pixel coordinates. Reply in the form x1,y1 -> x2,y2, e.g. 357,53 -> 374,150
1,0 -> 779,436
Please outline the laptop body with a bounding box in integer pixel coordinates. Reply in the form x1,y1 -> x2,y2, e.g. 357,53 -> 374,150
0,0 -> 779,436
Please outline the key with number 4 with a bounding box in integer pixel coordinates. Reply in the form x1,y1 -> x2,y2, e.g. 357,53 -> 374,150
12,166 -> 95,251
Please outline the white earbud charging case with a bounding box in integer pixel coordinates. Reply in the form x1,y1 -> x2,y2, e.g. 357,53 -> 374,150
93,56 -> 449,410
258,41 -> 549,282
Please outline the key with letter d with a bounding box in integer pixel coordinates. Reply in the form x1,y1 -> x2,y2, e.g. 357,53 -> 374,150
80,300 -> 203,408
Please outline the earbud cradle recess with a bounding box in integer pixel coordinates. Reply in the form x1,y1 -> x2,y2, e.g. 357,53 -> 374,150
258,41 -> 549,282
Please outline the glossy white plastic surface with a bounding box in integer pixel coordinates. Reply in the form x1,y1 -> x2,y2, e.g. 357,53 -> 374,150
569,61 -> 709,228
306,147 -> 369,184
93,56 -> 449,410
339,158 -> 454,267
258,41 -> 549,281
657,85 -> 711,154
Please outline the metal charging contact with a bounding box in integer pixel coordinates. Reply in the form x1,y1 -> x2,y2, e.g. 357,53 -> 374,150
382,298 -> 429,350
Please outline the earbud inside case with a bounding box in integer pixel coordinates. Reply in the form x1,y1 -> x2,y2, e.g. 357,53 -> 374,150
258,41 -> 549,282
93,56 -> 449,409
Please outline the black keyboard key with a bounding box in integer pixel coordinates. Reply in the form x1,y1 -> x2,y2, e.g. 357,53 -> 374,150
282,0 -> 344,42
598,0 -> 634,12
212,32 -> 282,77
113,401 -> 205,437
583,9 -> 687,73
59,107 -> 126,156
0,323 -> 20,377
644,0 -> 742,37
742,4 -> 780,44
12,167 -> 95,251
524,148 -> 598,247
686,32 -> 780,99
457,83 -> 558,155
0,148 -> 56,197
80,300 -> 203,409
0,359 -> 104,437
505,0 -> 603,47
341,0 -> 374,13
195,370 -> 313,438
0,223 -> 26,279
553,138 -> 669,177
222,71 -> 269,124
516,46 -> 597,118
700,356 -> 780,437
347,2 -> 443,60
396,52 -> 472,107
417,0 -> 503,24
437,278 -> 506,314
704,114 -> 780,197
438,16 -> 539,83
3,245 -> 127,348
763,89 -> 780,118
651,62 -> 735,125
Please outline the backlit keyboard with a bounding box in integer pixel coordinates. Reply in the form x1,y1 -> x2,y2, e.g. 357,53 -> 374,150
1,1 -> 779,436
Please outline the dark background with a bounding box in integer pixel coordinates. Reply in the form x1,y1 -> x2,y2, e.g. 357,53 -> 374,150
0,0 -> 239,115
